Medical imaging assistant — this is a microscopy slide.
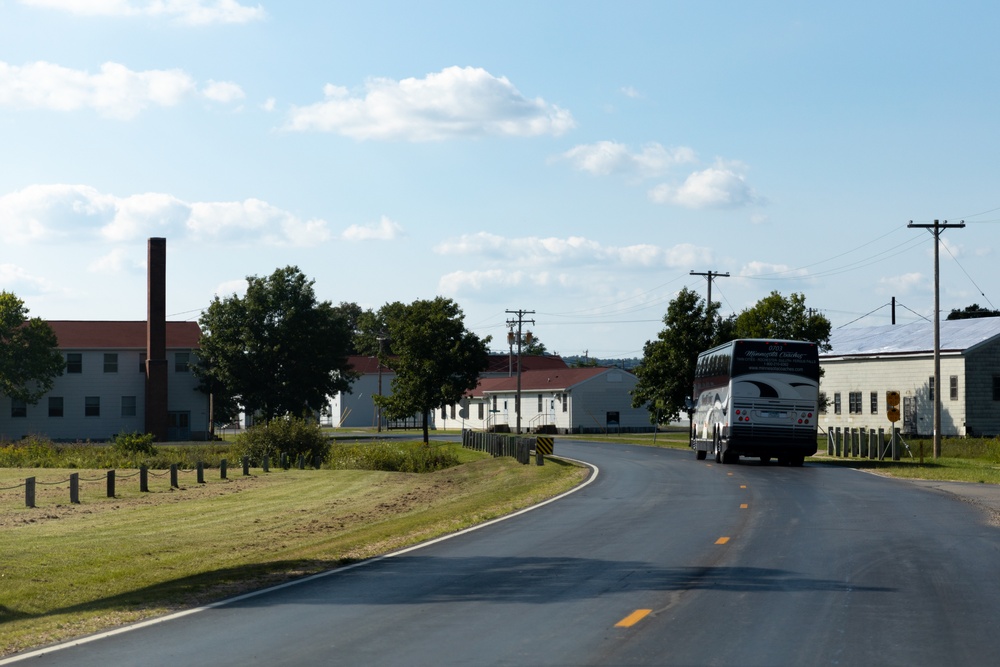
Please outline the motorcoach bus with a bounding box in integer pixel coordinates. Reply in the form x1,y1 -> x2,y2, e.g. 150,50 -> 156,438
689,339 -> 819,465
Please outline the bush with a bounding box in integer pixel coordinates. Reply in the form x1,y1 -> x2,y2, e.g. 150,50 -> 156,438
231,417 -> 330,467
328,440 -> 460,473
111,431 -> 158,457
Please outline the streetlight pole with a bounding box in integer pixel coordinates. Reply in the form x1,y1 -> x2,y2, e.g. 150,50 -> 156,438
908,219 -> 965,458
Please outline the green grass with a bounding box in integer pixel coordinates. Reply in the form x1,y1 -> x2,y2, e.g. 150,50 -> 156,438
0,443 -> 588,657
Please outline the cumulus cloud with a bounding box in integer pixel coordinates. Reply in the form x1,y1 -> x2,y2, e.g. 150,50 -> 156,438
0,60 -> 243,119
558,141 -> 696,178
739,261 -> 810,279
0,184 -> 330,252
342,216 -> 403,241
649,161 -> 761,209
0,263 -> 56,294
435,232 -> 711,269
878,272 -> 924,294
19,0 -> 265,25
285,66 -> 575,141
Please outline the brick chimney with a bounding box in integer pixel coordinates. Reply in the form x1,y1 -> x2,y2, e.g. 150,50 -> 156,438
145,237 -> 168,441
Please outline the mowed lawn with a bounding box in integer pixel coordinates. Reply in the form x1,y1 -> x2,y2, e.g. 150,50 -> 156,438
0,455 -> 588,657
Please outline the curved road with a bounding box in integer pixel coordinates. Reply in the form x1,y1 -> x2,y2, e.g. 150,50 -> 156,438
7,440 -> 1000,666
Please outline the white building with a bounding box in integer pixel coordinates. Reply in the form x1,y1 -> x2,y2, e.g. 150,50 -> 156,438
449,366 -> 650,434
819,318 -> 1000,437
0,321 -> 208,442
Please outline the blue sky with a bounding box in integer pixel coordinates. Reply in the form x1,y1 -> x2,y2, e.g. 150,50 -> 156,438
1,1 -> 998,359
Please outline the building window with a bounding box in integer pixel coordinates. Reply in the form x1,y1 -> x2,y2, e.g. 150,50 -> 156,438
104,353 -> 118,373
478,402 -> 484,419
175,352 -> 190,373
562,393 -> 568,413
492,395 -> 497,411
441,407 -> 447,419
66,353 -> 82,374
929,376 -> 935,401
848,391 -> 862,414
870,392 -> 878,414
11,399 -> 27,418
49,397 -> 63,417
537,394 -> 543,412
121,395 -> 137,417
834,392 -> 842,415
450,404 -> 456,419
950,376 -> 958,401
139,352 -> 146,373
85,396 -> 100,417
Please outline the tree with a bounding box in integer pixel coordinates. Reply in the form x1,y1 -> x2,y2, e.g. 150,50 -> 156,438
631,288 -> 721,424
729,291 -> 832,351
195,266 -> 356,423
0,292 -> 65,404
374,297 -> 490,443
947,304 -> 1000,320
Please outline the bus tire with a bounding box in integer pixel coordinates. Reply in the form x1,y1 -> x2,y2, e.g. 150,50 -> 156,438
696,449 -> 707,460
759,456 -> 771,465
791,456 -> 804,467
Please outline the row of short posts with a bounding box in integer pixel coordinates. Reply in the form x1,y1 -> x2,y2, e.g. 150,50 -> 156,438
826,426 -> 901,461
461,429 -> 544,465
21,453 -> 324,508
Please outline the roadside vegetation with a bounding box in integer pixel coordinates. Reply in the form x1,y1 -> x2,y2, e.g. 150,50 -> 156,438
0,434 -> 588,657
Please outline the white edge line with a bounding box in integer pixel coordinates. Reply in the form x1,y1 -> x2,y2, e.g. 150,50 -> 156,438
0,455 -> 599,665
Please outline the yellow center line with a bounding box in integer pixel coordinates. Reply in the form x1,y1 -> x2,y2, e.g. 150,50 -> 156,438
740,485 -> 747,489
740,503 -> 748,509
715,536 -> 730,544
615,609 -> 652,627
727,472 -> 734,476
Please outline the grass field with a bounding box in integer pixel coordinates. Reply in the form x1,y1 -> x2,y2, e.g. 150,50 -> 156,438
0,444 -> 588,657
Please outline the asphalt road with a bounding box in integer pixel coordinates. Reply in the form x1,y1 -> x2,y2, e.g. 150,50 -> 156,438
7,440 -> 1000,666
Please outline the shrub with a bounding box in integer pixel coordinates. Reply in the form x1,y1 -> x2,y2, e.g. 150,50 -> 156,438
231,417 -> 330,466
111,431 -> 158,457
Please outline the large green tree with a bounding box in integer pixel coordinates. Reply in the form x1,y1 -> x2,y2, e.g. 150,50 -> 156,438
632,287 -> 721,424
729,291 -> 831,351
195,266 -> 355,423
947,303 -> 1000,320
0,292 -> 65,404
374,297 -> 490,443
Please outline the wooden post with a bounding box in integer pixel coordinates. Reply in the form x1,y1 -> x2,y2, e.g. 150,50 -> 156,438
70,472 -> 79,504
242,456 -> 250,476
220,459 -> 228,480
107,470 -> 116,498
140,466 -> 149,492
196,461 -> 204,484
262,455 -> 269,473
297,454 -> 305,470
25,476 -> 35,508
170,464 -> 178,488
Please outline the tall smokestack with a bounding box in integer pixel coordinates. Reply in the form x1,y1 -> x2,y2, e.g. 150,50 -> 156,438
145,238 -> 168,441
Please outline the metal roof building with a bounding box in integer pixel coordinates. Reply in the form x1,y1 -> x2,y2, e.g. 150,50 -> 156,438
819,319 -> 1000,437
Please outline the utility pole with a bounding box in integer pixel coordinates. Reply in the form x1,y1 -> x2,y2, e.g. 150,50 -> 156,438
908,219 -> 965,458
690,270 -> 730,309
506,308 -> 535,434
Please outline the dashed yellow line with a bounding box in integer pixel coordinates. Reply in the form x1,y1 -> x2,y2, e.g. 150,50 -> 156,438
740,484 -> 747,489
740,503 -> 748,509
615,609 -> 652,627
715,536 -> 730,545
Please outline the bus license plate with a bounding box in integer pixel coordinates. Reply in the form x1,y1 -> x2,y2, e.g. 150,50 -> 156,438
758,411 -> 786,418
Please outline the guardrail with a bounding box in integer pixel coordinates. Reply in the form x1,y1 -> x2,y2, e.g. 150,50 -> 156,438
461,429 -> 553,466
825,426 -> 911,461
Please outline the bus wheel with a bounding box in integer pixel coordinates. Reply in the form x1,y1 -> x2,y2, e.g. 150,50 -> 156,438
722,449 -> 738,465
791,456 -> 804,467
714,440 -> 722,464
777,456 -> 789,466
759,456 -> 771,465
696,449 -> 707,460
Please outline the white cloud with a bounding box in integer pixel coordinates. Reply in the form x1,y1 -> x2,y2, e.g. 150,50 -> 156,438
878,272 -> 924,294
19,0 -> 266,25
0,263 -> 56,294
88,247 -> 138,274
261,96 -> 276,112
649,161 -> 761,209
558,141 -> 696,178
213,278 -> 248,299
285,66 -> 575,141
739,261 -> 809,279
620,86 -> 642,99
434,232 -> 710,269
202,79 -> 245,103
0,60 -> 245,118
342,216 -> 403,241
0,184 -> 330,249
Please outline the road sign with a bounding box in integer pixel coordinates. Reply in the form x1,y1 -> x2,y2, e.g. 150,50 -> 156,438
535,436 -> 554,456
887,406 -> 901,422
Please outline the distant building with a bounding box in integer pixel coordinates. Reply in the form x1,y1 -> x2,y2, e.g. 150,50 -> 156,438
447,366 -> 650,434
0,320 -> 207,442
819,318 -> 1000,437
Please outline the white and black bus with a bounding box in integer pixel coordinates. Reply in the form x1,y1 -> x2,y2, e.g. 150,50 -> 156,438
689,339 -> 819,465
